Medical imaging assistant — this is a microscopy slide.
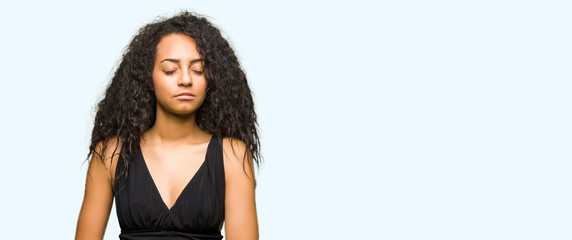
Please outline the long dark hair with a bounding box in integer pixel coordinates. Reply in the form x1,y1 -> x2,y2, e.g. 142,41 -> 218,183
87,11 -> 260,180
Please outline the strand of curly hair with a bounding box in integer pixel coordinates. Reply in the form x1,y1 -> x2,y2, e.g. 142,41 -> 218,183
86,11 -> 261,181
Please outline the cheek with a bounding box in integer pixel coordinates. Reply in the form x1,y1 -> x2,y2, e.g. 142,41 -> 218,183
151,69 -> 161,91
151,70 -> 170,93
197,78 -> 208,93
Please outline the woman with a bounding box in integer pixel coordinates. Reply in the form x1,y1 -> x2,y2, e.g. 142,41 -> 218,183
75,11 -> 260,240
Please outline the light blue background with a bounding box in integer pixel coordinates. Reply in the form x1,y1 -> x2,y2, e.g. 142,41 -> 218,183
0,0 -> 570,239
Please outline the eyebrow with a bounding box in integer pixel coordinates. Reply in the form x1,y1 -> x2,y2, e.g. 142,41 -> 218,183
160,58 -> 205,64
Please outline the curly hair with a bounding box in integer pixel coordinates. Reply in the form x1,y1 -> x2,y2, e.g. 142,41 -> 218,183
87,11 -> 260,180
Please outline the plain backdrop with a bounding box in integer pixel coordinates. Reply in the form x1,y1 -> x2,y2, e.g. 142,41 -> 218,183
0,0 -> 570,239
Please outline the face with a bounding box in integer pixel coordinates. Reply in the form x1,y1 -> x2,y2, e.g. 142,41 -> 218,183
152,33 -> 207,116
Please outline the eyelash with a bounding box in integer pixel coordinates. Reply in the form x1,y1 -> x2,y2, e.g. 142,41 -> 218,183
163,70 -> 203,75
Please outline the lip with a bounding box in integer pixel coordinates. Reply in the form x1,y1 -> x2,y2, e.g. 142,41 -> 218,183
175,92 -> 195,100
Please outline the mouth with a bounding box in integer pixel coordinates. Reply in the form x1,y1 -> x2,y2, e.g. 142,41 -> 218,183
176,92 -> 194,97
175,92 -> 195,99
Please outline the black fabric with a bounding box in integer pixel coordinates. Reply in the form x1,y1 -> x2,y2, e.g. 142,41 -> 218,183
114,136 -> 225,240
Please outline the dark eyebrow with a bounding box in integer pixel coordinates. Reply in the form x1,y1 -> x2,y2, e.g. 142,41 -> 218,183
190,59 -> 205,64
160,58 -> 205,64
160,58 -> 179,63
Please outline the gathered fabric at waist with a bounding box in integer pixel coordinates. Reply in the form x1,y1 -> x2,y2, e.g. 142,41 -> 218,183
119,229 -> 223,240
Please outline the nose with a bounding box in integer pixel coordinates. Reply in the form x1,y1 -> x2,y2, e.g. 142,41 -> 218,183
178,69 -> 192,87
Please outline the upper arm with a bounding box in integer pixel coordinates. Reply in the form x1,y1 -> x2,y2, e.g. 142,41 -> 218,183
223,137 -> 258,240
75,139 -> 120,240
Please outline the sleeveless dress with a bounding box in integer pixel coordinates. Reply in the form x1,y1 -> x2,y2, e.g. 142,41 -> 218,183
114,136 -> 225,240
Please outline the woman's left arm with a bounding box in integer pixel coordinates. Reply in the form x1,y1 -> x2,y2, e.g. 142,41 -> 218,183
223,138 -> 259,240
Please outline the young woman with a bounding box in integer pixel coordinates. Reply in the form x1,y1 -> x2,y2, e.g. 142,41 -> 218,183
75,11 -> 260,240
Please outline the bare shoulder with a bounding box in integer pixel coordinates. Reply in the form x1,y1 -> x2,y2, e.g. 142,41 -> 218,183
76,137 -> 122,239
221,137 -> 258,239
90,137 -> 123,183
221,137 -> 248,160
221,137 -> 255,182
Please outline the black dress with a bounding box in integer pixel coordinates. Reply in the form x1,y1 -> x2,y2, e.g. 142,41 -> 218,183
114,136 -> 225,240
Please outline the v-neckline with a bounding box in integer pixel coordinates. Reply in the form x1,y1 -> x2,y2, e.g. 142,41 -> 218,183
138,135 -> 214,212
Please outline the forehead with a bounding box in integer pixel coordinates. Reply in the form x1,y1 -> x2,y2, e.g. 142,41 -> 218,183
155,33 -> 201,60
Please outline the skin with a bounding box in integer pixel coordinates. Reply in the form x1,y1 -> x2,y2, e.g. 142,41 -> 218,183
75,33 -> 258,240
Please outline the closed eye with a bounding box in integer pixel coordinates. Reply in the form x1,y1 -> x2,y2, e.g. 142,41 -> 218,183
192,70 -> 204,75
164,70 -> 176,75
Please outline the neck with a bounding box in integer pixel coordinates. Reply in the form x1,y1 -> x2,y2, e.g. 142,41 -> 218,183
145,107 -> 207,145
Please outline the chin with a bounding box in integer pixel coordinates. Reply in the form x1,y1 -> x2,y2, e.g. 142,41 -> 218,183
158,101 -> 203,116
173,109 -> 198,116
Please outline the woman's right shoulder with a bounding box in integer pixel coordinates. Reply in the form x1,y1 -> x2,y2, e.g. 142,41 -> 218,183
90,137 -> 123,181
93,137 -> 123,161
